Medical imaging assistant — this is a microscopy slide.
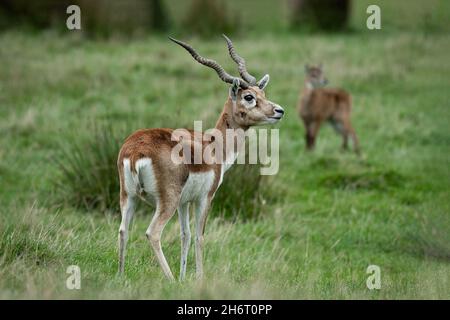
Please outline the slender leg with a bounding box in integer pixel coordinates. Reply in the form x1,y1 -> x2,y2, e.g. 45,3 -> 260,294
349,127 -> 360,154
344,121 -> 360,154
342,133 -> 349,150
331,120 -> 348,151
118,194 -> 135,274
302,120 -> 312,150
306,121 -> 321,150
305,131 -> 313,150
146,201 -> 178,281
178,202 -> 191,281
194,198 -> 211,279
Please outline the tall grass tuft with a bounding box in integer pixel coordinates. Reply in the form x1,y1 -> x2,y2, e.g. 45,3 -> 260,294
55,125 -> 123,212
213,163 -> 274,220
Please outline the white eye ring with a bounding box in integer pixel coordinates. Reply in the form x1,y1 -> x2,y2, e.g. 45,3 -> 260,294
242,96 -> 256,109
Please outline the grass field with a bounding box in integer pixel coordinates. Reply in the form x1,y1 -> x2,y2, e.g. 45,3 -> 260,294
0,1 -> 449,299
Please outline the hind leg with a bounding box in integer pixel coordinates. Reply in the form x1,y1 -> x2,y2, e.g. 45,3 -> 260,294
118,193 -> 135,274
343,121 -> 360,154
328,117 -> 352,152
146,200 -> 179,281
332,120 -> 349,151
342,133 -> 349,151
350,127 -> 360,154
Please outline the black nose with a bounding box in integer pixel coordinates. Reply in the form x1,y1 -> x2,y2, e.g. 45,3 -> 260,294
275,108 -> 284,115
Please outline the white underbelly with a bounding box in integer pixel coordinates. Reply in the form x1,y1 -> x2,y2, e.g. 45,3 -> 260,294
180,171 -> 215,204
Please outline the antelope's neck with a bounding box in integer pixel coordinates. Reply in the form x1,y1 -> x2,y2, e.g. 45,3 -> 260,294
214,99 -> 247,171
303,80 -> 315,93
301,80 -> 314,103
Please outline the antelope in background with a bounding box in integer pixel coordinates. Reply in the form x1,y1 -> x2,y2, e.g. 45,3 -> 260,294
117,36 -> 284,280
298,64 -> 360,153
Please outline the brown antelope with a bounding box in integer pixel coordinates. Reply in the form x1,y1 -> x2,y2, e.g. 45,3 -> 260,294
117,35 -> 284,280
298,64 -> 359,153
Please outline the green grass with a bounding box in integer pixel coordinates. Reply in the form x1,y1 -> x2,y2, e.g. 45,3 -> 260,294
0,1 -> 449,299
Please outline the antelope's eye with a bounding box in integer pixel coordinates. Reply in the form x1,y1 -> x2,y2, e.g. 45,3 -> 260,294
244,95 -> 254,102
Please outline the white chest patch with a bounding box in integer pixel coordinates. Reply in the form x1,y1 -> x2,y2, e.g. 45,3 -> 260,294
180,171 -> 215,204
216,151 -> 238,196
224,151 -> 238,172
218,165 -> 225,188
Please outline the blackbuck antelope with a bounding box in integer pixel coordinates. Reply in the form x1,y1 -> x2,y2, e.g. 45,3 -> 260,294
117,35 -> 284,280
298,64 -> 360,153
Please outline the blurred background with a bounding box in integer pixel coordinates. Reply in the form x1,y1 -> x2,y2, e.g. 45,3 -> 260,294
0,0 -> 449,299
0,0 -> 448,36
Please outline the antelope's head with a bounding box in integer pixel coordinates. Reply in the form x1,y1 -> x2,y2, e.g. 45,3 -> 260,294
170,35 -> 285,128
304,64 -> 328,88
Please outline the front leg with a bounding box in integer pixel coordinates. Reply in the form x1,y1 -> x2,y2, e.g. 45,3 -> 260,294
178,202 -> 191,281
194,197 -> 211,279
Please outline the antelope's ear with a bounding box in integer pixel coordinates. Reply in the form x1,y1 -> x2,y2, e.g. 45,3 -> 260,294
304,64 -> 310,73
318,63 -> 323,70
257,74 -> 270,90
229,78 -> 240,101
